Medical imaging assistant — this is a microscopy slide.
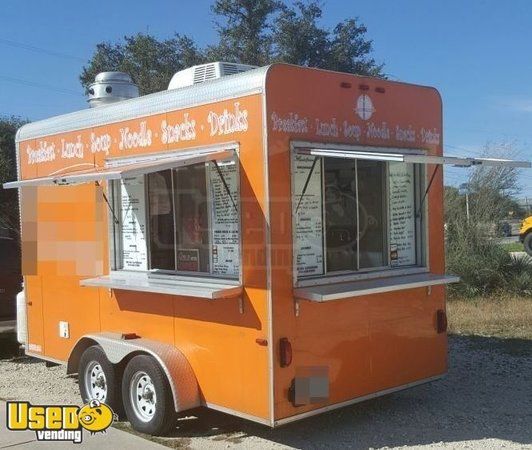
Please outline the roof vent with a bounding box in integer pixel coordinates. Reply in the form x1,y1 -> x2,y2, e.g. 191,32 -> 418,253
168,62 -> 258,90
87,72 -> 139,108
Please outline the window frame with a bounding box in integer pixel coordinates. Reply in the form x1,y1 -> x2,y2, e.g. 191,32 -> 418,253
290,141 -> 430,288
106,143 -> 243,284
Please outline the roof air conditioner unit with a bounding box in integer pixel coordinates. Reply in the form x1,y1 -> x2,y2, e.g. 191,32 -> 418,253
168,62 -> 258,90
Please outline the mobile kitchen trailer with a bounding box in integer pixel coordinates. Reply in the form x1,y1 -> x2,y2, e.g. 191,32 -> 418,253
4,63 -> 529,435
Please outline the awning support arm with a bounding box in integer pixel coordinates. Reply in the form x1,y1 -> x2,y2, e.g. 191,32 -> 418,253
295,156 -> 318,214
415,164 -> 440,218
96,181 -> 119,225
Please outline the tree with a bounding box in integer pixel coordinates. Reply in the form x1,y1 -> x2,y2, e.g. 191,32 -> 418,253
208,0 -> 281,65
271,2 -> 383,75
272,1 -> 330,67
328,19 -> 383,76
445,142 -> 523,229
444,141 -> 532,297
81,1 -> 383,94
0,116 -> 29,242
467,146 -> 521,223
80,34 -> 206,95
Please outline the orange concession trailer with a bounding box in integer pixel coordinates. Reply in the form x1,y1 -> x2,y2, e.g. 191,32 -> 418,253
5,63 -> 528,435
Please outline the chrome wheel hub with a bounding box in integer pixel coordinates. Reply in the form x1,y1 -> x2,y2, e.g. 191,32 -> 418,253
130,371 -> 157,422
84,361 -> 107,402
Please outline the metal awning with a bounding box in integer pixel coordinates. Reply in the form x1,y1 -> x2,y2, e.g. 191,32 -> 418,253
294,273 -> 460,302
298,147 -> 531,168
80,273 -> 242,300
3,148 -> 234,189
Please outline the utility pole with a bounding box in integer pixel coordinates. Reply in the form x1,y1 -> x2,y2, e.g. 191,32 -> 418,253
459,183 -> 470,224
465,192 -> 470,224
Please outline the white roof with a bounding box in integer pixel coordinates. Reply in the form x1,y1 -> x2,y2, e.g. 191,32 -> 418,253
16,65 -> 270,142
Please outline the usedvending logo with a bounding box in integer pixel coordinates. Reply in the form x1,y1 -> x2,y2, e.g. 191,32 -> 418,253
6,399 -> 115,444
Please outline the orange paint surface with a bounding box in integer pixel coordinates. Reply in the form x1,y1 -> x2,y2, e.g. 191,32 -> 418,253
19,94 -> 270,420
264,65 -> 446,420
18,65 -> 447,424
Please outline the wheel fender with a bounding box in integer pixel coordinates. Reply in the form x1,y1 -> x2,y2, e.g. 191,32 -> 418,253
68,332 -> 201,412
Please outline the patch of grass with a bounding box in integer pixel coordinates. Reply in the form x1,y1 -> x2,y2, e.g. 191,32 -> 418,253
447,295 -> 532,339
499,241 -> 524,252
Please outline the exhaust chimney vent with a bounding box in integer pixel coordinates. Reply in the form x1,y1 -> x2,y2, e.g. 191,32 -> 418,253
88,72 -> 139,108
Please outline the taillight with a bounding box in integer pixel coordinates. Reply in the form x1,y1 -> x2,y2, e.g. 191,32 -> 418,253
436,309 -> 447,334
279,338 -> 292,367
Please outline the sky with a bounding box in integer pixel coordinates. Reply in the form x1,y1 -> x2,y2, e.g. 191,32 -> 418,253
1,0 -> 531,198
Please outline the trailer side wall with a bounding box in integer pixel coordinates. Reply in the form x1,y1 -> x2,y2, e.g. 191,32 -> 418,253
17,93 -> 272,420
264,65 -> 445,421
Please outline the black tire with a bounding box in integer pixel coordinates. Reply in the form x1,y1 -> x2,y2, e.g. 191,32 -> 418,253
78,345 -> 123,416
524,232 -> 532,257
121,354 -> 176,435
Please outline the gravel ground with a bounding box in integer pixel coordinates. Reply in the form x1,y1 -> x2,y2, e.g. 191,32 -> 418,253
0,335 -> 531,449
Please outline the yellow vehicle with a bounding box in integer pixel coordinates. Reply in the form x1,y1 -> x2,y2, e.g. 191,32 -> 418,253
520,216 -> 532,256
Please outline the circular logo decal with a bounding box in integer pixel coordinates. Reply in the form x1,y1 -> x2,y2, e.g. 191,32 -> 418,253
355,94 -> 375,120
78,400 -> 115,434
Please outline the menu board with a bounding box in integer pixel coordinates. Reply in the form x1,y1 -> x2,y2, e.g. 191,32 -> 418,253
209,161 -> 239,277
389,163 -> 416,266
120,176 -> 148,270
293,153 -> 324,277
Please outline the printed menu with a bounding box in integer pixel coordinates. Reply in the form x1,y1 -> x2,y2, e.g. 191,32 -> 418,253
389,162 -> 416,266
293,153 -> 324,276
209,161 -> 240,277
120,176 -> 148,270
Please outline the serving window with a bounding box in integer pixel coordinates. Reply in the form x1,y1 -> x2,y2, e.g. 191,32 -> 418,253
292,148 -> 426,284
110,154 -> 240,280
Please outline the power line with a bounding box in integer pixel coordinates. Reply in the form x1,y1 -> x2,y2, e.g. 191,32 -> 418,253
446,142 -> 531,158
0,37 -> 86,63
444,144 -> 487,157
451,125 -> 532,140
0,74 -> 80,96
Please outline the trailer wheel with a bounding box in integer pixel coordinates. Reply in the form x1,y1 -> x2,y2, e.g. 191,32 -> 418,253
78,345 -> 123,415
122,354 -> 176,436
524,232 -> 532,257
